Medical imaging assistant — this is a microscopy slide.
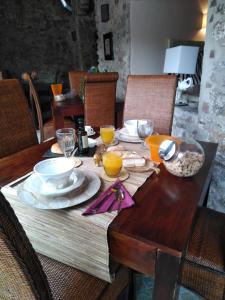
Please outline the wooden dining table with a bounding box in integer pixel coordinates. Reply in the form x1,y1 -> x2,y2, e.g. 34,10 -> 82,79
52,96 -> 84,130
52,96 -> 124,130
0,139 -> 217,300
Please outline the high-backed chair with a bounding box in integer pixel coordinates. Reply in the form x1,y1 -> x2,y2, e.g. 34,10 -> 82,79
22,72 -> 75,142
123,75 -> 177,135
0,79 -> 38,158
84,72 -> 119,127
179,207 -> 225,300
0,191 -> 129,299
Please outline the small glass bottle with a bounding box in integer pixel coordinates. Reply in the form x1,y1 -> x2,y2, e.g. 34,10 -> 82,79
77,118 -> 89,155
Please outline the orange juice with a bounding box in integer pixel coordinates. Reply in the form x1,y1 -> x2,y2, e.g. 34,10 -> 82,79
102,152 -> 122,177
100,126 -> 115,145
51,83 -> 63,96
145,135 -> 174,163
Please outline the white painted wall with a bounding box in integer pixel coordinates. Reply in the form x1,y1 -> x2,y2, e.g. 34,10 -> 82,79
130,0 -> 207,75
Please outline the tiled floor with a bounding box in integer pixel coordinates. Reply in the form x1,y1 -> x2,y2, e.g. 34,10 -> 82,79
135,275 -> 202,300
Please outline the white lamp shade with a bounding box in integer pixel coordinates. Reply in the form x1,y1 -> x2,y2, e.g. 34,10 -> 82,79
163,46 -> 199,75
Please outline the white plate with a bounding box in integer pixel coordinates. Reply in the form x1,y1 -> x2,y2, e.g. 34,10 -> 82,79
24,169 -> 85,197
17,171 -> 101,210
118,128 -> 141,143
119,128 -> 139,138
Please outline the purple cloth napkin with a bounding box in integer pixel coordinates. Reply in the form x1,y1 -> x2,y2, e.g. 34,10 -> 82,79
83,179 -> 135,216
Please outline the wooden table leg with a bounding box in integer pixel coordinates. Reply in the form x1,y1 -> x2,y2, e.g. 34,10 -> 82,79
153,250 -> 181,300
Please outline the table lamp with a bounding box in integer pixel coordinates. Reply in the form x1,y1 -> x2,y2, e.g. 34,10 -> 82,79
163,46 -> 199,105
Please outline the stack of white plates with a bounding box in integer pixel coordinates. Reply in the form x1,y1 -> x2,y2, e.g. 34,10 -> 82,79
17,170 -> 101,210
117,128 -> 141,143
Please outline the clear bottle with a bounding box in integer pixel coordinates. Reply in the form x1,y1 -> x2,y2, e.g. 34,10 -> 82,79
158,137 -> 205,177
77,118 -> 89,155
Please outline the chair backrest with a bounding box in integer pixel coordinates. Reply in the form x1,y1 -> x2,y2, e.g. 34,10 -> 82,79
22,72 -> 44,143
84,72 -> 119,127
0,192 -> 52,299
123,75 -> 177,135
0,79 -> 38,158
68,70 -> 87,97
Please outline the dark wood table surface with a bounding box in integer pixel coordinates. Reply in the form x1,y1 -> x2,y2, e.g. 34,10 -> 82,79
52,97 -> 124,130
52,96 -> 84,129
0,140 -> 217,299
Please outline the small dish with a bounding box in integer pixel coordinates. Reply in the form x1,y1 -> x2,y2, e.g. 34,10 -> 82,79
100,168 -> 129,182
25,169 -> 85,197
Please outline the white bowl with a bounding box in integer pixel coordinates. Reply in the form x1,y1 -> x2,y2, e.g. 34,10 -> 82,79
124,120 -> 138,136
34,158 -> 75,189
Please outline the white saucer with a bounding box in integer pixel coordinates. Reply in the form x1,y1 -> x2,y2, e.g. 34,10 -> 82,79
17,171 -> 101,210
118,128 -> 141,143
119,128 -> 139,138
87,131 -> 96,137
24,169 -> 85,197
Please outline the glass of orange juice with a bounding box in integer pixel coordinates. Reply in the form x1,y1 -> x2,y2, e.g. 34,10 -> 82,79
100,125 -> 115,146
102,152 -> 122,177
51,83 -> 63,96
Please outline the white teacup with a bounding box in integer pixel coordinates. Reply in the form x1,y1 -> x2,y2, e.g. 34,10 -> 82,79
124,120 -> 138,136
34,158 -> 75,190
85,126 -> 95,136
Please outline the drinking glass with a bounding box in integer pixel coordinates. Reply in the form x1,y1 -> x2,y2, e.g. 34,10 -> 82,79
100,125 -> 115,146
56,128 -> 75,158
102,152 -> 122,177
51,83 -> 63,96
137,120 -> 154,148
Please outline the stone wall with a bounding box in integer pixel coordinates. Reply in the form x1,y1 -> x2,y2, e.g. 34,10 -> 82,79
197,0 -> 225,212
94,0 -> 130,101
0,0 -> 97,84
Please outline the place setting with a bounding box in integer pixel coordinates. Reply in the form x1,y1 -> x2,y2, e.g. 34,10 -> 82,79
17,157 -> 101,210
117,119 -> 154,144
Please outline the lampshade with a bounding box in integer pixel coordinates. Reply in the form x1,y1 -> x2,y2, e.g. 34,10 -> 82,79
163,46 -> 199,75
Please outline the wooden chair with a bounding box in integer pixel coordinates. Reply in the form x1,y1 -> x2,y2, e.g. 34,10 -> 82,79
22,72 -> 75,142
0,79 -> 38,158
0,191 -> 129,299
179,207 -> 225,300
123,75 -> 177,135
84,72 -> 119,127
68,70 -> 87,98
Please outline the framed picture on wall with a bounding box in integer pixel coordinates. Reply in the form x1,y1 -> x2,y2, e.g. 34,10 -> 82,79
103,32 -> 114,60
101,4 -> 109,22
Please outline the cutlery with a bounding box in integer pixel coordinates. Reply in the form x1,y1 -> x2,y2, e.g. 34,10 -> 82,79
90,188 -> 116,213
107,188 -> 120,213
117,189 -> 125,214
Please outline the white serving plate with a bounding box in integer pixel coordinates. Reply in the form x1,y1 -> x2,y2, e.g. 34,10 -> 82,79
25,169 -> 85,197
17,171 -> 101,210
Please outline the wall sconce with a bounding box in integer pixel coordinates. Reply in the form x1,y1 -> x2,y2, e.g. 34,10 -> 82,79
202,13 -> 207,29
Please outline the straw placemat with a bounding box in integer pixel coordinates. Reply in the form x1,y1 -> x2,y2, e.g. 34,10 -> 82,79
1,141 -> 156,282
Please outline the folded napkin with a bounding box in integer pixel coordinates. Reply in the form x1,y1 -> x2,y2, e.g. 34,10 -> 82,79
83,179 -> 135,216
